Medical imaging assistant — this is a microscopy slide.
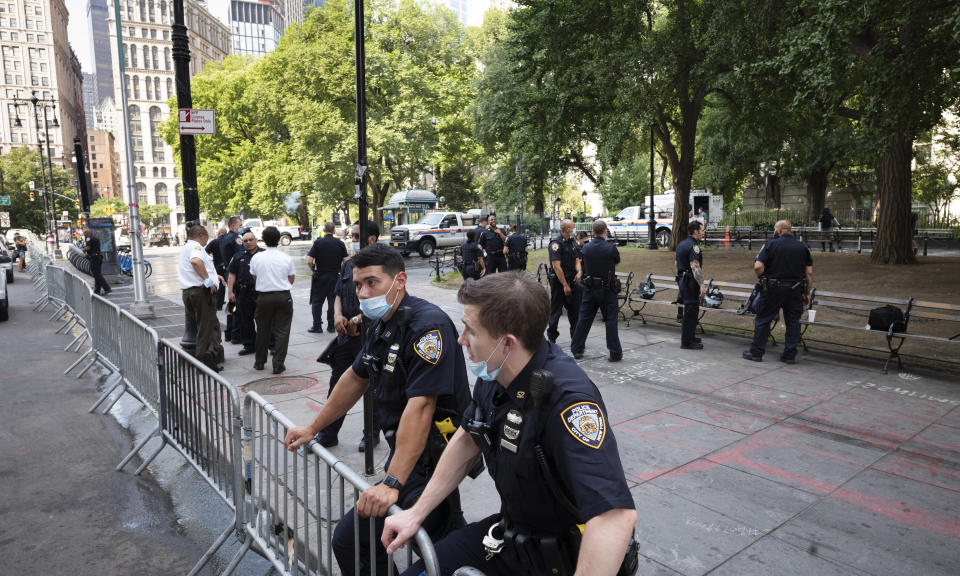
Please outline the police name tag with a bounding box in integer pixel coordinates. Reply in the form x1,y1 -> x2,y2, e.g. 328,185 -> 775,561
561,402 -> 606,449
500,438 -> 518,453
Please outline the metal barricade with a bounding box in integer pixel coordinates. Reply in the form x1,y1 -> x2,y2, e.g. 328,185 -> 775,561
233,392 -> 441,576
44,266 -> 69,321
66,292 -> 122,378
59,272 -> 91,352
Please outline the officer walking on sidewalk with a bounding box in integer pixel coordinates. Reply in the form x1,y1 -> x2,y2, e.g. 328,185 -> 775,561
307,222 -> 348,333
226,231 -> 264,356
284,243 -> 470,576
570,220 -> 622,361
249,226 -> 296,374
676,220 -> 706,350
742,219 -> 813,364
546,220 -> 582,344
381,272 -> 638,576
83,229 -> 111,296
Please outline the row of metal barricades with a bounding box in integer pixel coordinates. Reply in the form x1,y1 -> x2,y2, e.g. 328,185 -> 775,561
24,244 -> 442,576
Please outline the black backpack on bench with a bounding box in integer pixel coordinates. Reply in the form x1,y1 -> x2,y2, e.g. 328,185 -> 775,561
868,305 -> 906,333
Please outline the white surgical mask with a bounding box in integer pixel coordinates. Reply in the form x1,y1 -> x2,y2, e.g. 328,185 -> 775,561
466,337 -> 510,382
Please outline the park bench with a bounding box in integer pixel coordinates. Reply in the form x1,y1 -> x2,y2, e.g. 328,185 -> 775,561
429,247 -> 460,279
800,290 -> 960,374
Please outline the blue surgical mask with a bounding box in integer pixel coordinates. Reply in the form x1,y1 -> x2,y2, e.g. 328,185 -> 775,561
359,275 -> 399,320
352,242 -> 361,253
467,337 -> 510,382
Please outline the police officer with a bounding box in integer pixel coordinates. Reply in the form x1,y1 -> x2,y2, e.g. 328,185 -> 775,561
314,222 -> 383,451
505,225 -> 529,271
676,220 -> 706,350
83,229 -> 111,296
460,229 -> 486,281
221,217 -> 243,342
742,220 -> 813,364
206,227 -> 228,310
226,231 -> 263,355
571,220 -> 622,361
179,225 -> 225,372
481,214 -> 508,274
546,219 -> 582,344
284,243 -> 470,576
382,272 -> 638,576
307,222 -> 348,333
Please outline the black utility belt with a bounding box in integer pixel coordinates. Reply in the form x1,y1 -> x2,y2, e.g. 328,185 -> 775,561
582,276 -> 607,287
767,278 -> 803,288
499,519 -> 638,576
259,289 -> 290,294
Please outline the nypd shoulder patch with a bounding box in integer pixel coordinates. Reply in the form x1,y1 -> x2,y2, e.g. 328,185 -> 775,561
550,242 -> 560,252
414,329 -> 443,365
693,245 -> 701,254
561,402 -> 606,449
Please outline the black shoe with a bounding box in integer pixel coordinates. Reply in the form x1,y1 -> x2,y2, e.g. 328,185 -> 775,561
272,365 -> 286,375
779,355 -> 797,365
212,365 -> 224,373
742,351 -> 763,362
307,327 -> 322,333
230,338 -> 241,345
94,290 -> 101,295
254,362 -> 265,370
314,434 -> 338,448
327,326 -> 336,333
238,348 -> 255,356
548,335 -> 558,344
573,351 -> 584,360
681,342 -> 704,350
608,353 -> 623,362
693,337 -> 702,344
358,436 -> 380,453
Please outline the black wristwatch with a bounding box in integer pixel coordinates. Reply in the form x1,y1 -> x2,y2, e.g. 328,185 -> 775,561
382,474 -> 403,490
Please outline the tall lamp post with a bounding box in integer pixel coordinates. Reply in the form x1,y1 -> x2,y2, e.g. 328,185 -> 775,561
581,190 -> 588,220
14,92 -> 59,249
515,153 -> 524,232
646,123 -> 658,249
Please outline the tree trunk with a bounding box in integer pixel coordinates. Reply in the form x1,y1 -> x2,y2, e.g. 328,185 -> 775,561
805,166 -> 829,222
871,132 -> 916,264
668,129 -> 696,250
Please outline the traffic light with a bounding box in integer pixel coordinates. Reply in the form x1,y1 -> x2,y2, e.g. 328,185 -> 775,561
29,191 -> 35,202
75,198 -> 80,208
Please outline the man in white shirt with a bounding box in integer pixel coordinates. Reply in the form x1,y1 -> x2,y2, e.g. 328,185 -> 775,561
178,224 -> 225,371
249,226 -> 297,374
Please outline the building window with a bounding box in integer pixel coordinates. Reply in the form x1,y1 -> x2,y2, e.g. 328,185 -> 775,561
164,47 -> 170,70
139,166 -> 146,177
151,46 -> 158,69
166,77 -> 173,99
145,78 -> 152,99
161,167 -> 166,177
150,106 -> 164,162
142,46 -> 149,68
129,44 -> 137,67
132,75 -> 140,98
154,77 -> 160,100
125,74 -> 130,98
160,1 -> 167,24
152,166 -> 158,177
129,105 -> 143,162
136,182 -> 148,205
155,182 -> 168,206
148,0 -> 155,22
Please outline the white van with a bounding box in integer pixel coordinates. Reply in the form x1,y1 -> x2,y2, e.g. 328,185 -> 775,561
603,190 -> 723,246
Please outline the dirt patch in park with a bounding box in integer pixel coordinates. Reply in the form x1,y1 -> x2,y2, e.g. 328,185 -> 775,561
434,246 -> 960,371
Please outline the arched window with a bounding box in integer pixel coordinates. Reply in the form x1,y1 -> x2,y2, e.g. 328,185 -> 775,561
142,46 -> 150,69
149,106 -> 164,162
164,47 -> 170,70
175,183 -> 182,207
160,1 -> 167,24
122,44 -> 128,66
138,0 -> 146,21
154,77 -> 160,100
166,77 -> 173,99
145,77 -> 152,100
129,105 -> 143,162
151,46 -> 158,69
136,182 -> 148,205
132,75 -> 140,99
148,0 -> 155,22
139,166 -> 146,177
155,182 -> 168,206
152,166 -> 158,177
124,74 -> 130,98
161,167 -> 167,177
130,44 -> 137,67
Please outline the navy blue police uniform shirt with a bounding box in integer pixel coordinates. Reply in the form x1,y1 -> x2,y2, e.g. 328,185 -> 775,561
336,257 -> 361,319
461,241 -> 481,268
481,226 -> 505,253
755,233 -> 812,281
308,234 -> 348,274
351,293 -> 471,433
549,235 -> 581,278
581,237 -> 620,279
220,230 -> 241,268
474,226 -> 487,251
466,341 -> 634,533
86,235 -> 102,257
228,247 -> 263,289
505,233 -> 527,257
675,236 -> 701,273
205,238 -> 225,270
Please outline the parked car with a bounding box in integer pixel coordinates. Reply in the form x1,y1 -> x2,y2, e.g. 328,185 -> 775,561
389,211 -> 481,258
0,242 -> 13,284
0,245 -> 10,321
242,218 -> 302,246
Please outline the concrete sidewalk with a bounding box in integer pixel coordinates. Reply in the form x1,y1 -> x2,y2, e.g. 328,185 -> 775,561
0,272 -> 206,575
30,259 -> 960,575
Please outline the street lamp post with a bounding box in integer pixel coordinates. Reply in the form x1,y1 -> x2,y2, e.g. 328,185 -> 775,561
14,93 -> 59,248
647,124 -> 658,249
515,153 -> 524,232
581,190 -> 588,219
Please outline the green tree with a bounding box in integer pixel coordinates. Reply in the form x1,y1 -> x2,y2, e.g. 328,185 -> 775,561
139,204 -> 172,229
89,197 -> 127,219
0,146 -> 77,233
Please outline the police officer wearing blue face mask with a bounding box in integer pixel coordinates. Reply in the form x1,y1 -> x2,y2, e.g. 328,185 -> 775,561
284,243 -> 470,576
383,272 -> 638,576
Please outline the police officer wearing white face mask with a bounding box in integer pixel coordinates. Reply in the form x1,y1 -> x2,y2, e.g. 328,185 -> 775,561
284,243 -> 471,576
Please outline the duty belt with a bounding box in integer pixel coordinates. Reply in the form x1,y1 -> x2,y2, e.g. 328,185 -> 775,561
767,278 -> 803,288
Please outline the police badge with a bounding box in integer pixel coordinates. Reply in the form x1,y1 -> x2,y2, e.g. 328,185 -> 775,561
414,329 -> 443,365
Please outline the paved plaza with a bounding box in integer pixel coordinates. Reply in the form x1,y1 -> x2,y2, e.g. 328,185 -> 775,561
3,249 -> 960,575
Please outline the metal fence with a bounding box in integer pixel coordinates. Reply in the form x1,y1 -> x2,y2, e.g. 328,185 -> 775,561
238,392 -> 441,576
65,293 -> 121,379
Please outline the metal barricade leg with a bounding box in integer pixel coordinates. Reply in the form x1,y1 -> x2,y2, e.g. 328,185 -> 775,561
65,328 -> 89,353
89,373 -> 125,413
49,303 -> 68,322
116,422 -> 164,473
76,352 -> 105,379
187,524 -> 246,576
132,434 -> 168,476
65,349 -> 97,376
56,314 -> 77,334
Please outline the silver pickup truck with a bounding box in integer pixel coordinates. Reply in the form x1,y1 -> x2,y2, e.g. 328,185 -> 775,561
389,212 -> 478,258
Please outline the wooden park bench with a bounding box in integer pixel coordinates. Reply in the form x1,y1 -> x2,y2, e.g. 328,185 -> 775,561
801,290 -> 960,374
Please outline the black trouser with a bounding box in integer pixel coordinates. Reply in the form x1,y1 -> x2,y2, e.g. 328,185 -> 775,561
750,286 -> 803,359
547,277 -> 580,342
235,289 -> 257,349
485,252 -> 508,274
333,460 -> 464,576
215,265 -> 227,309
678,278 -> 700,346
310,272 -> 338,329
183,286 -> 223,369
89,255 -> 110,294
571,286 -> 622,356
255,290 -> 293,369
461,264 -> 481,281
507,254 -> 527,271
315,335 -> 365,441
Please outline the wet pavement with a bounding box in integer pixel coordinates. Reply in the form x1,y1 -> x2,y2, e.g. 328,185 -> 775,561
11,249 -> 960,575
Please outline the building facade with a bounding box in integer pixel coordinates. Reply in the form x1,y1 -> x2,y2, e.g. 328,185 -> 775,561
86,129 -> 121,201
230,0 -> 285,56
0,0 -> 86,173
106,0 -> 229,235
86,0 -> 114,109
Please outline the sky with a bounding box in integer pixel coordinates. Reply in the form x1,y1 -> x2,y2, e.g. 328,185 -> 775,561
65,0 -> 232,75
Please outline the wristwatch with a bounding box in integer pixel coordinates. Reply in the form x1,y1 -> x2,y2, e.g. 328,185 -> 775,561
382,474 -> 403,490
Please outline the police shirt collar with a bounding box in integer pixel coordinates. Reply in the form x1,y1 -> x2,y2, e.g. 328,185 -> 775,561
502,340 -> 550,408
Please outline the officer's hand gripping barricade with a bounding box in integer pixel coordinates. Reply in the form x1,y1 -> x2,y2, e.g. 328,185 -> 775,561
487,369 -> 639,576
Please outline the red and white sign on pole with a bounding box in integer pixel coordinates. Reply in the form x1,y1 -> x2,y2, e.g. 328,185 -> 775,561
178,108 -> 216,135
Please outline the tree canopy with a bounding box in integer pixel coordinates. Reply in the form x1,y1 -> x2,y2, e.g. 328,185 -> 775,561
0,147 -> 78,233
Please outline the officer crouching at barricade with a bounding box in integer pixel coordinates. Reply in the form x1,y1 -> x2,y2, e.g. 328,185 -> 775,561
547,219 -> 582,344
226,231 -> 264,356
284,243 -> 471,576
676,220 -> 706,350
505,225 -> 529,271
742,219 -> 813,364
382,272 -> 638,576
571,220 -> 622,361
